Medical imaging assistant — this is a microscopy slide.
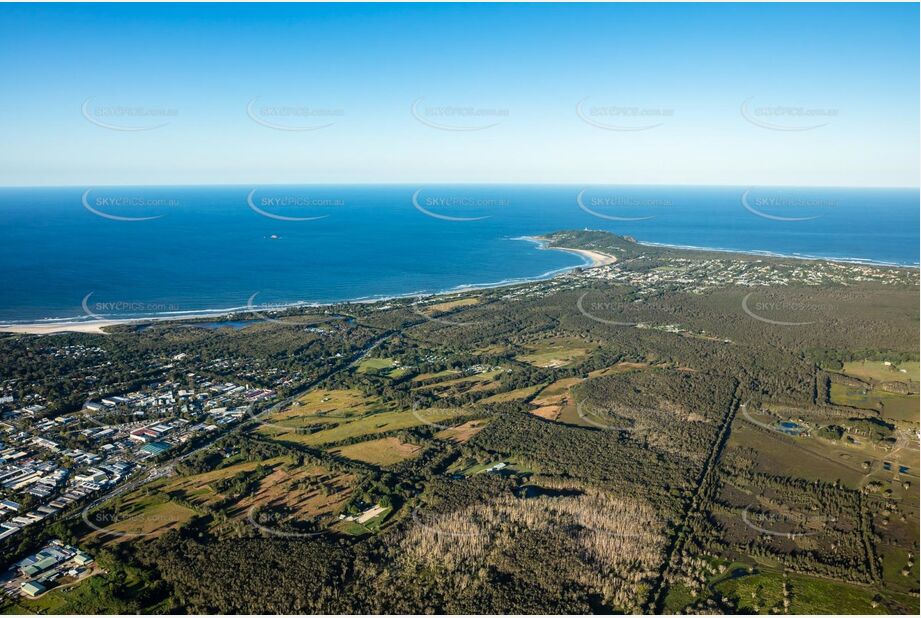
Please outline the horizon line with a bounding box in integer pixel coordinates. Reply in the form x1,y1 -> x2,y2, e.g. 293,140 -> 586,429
1,182 -> 918,190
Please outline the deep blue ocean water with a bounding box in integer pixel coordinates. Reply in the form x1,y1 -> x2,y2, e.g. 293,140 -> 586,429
0,185 -> 917,323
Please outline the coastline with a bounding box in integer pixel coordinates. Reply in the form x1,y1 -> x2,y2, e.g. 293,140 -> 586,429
0,308 -> 258,336
521,236 -> 619,267
0,237 -> 610,336
1,239 -> 603,335
636,239 -> 919,269
0,321 -> 120,335
1,233 -> 912,335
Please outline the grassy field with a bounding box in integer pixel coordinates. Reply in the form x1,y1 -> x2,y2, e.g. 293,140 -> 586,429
82,492 -> 197,545
728,419 -> 867,488
879,544 -> 920,594
474,343 -> 509,356
715,570 -> 892,614
662,582 -> 696,613
458,460 -> 505,475
450,458 -> 533,477
435,419 -> 489,443
422,297 -> 479,314
531,377 -> 584,406
270,388 -> 393,424
411,369 -> 461,383
588,361 -> 651,377
223,462 -> 354,525
330,436 -> 422,465
746,404 -> 917,491
829,383 -> 919,423
386,366 -> 412,379
259,389 -> 396,440
411,368 -> 504,397
515,337 -> 597,368
842,360 -> 919,383
480,384 -> 545,403
96,456 -> 357,538
527,377 -> 600,427
156,457 -> 287,508
412,369 -> 502,389
355,357 -> 400,374
265,407 -> 467,446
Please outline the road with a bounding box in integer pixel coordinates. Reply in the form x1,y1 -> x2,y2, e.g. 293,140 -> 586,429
648,382 -> 741,612
70,328 -> 399,523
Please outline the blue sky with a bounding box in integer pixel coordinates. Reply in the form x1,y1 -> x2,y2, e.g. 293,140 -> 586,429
0,2 -> 917,187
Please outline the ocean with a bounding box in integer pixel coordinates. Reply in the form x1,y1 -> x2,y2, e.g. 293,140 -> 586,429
0,185 -> 917,323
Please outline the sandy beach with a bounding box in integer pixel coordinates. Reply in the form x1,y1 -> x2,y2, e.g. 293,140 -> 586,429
526,236 -> 618,267
0,321 -> 123,335
1,239 -> 617,336
0,311 -> 235,336
549,246 -> 618,267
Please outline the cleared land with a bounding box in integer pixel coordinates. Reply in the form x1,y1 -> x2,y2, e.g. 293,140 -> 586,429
528,377 -> 597,426
435,419 -> 490,443
421,297 -> 479,314
411,368 -> 504,397
330,437 -> 423,465
715,570 -> 889,614
515,337 -> 597,368
842,360 -> 919,384
83,457 -> 358,543
829,383 -> 919,423
262,407 -> 468,446
83,493 -> 197,545
588,361 -> 652,378
356,357 -> 401,374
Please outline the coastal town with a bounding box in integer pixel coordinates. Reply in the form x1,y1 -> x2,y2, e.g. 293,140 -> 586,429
0,360 -> 277,551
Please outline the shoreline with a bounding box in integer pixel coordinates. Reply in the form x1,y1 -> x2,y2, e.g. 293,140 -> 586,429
0,240 -> 604,335
520,236 -> 619,267
1,234 -> 913,335
636,239 -> 919,269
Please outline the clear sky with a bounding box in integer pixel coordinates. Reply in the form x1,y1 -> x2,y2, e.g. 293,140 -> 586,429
0,2 -> 918,187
